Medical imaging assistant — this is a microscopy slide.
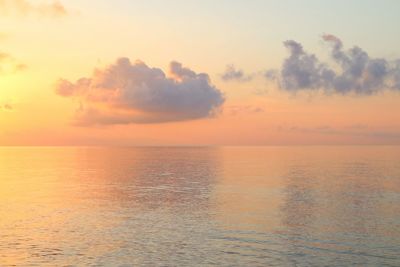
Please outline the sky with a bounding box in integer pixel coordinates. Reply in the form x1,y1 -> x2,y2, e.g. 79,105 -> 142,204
1,0 -> 400,146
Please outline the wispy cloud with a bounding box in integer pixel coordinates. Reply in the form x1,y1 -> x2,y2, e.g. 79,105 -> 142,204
0,103 -> 13,111
279,125 -> 400,140
0,51 -> 27,74
56,58 -> 225,126
225,105 -> 264,116
267,35 -> 400,95
0,0 -> 67,17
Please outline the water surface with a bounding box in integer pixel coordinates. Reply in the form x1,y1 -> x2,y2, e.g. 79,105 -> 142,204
0,146 -> 399,266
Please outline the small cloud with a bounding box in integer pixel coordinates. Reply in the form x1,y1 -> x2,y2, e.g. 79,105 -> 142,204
344,124 -> 369,130
221,64 -> 253,82
0,103 -> 13,111
280,125 -> 400,141
0,51 -> 26,74
225,105 -> 265,116
253,89 -> 268,95
3,103 -> 12,110
56,58 -> 225,126
264,69 -> 278,81
14,63 -> 28,72
270,35 -> 400,95
0,52 -> 11,61
0,0 -> 68,17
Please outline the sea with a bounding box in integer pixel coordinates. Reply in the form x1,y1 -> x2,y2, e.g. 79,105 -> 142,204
0,146 -> 399,266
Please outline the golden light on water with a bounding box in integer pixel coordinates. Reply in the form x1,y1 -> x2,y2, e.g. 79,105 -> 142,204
1,147 -> 400,265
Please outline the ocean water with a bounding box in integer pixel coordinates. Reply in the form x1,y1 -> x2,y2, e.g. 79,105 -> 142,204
0,146 -> 399,266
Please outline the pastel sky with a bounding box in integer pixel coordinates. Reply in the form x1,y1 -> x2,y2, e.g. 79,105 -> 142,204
1,0 -> 400,145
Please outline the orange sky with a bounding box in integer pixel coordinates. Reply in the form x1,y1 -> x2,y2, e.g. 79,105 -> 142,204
1,0 -> 400,145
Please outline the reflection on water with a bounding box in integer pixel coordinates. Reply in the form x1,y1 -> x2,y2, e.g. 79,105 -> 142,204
0,146 -> 399,266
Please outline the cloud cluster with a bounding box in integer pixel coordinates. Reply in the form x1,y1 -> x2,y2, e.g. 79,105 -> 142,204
0,0 -> 67,17
270,35 -> 400,94
221,64 -> 252,82
56,58 -> 225,125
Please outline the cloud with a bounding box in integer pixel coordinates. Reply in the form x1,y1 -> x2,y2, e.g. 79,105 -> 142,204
279,125 -> 400,140
56,58 -> 225,125
270,35 -> 400,95
221,64 -> 252,82
264,69 -> 278,81
0,103 -> 13,111
0,52 -> 27,74
0,0 -> 67,17
225,105 -> 265,116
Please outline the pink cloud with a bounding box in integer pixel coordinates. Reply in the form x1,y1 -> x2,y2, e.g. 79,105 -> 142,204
56,58 -> 225,125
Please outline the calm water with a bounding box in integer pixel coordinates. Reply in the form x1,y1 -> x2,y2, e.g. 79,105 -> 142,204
0,146 -> 400,266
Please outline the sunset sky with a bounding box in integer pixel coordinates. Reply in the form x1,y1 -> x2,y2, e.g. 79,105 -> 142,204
1,0 -> 400,145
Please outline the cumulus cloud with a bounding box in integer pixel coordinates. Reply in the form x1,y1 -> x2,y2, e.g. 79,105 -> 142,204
221,64 -> 252,82
56,58 -> 225,125
0,0 -> 67,17
271,35 -> 400,94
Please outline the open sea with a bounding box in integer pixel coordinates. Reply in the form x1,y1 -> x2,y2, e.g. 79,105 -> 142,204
0,146 -> 399,266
